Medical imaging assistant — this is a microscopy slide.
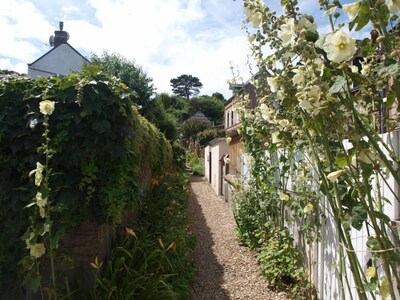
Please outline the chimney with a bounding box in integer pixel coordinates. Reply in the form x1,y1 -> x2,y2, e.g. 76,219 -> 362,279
53,21 -> 69,47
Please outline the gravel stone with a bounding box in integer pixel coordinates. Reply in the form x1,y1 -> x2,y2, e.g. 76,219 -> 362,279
188,176 -> 289,300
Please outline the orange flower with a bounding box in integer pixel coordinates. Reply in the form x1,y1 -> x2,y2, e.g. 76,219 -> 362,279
151,178 -> 160,186
167,242 -> 177,251
125,227 -> 137,238
90,256 -> 102,270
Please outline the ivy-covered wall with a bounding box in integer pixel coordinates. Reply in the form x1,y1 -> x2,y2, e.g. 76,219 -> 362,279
0,66 -> 172,293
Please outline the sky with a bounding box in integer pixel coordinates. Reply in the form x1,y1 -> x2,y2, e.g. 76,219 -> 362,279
0,0 -> 363,100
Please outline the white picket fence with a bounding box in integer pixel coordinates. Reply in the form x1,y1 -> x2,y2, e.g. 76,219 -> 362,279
296,131 -> 399,299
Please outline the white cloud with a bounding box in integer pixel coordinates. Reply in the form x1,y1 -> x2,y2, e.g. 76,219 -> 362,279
0,0 -> 252,98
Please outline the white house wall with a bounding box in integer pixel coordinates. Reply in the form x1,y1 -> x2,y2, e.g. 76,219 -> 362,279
28,44 -> 87,78
204,145 -> 211,183
204,139 -> 228,196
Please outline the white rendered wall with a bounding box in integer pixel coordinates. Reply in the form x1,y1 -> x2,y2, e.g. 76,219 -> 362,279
28,44 -> 86,78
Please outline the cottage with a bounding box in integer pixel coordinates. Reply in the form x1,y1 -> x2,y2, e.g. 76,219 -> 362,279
224,81 -> 256,177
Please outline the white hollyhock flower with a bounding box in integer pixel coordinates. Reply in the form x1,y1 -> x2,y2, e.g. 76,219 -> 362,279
342,1 -> 361,20
299,99 -> 313,111
386,0 -> 400,14
321,30 -> 356,63
366,266 -> 377,278
292,67 -> 306,85
29,162 -> 45,186
267,76 -> 279,92
327,169 -> 346,182
323,6 -> 337,16
278,119 -> 290,129
358,149 -> 385,166
279,192 -> 289,201
35,192 -> 47,218
272,131 -> 282,144
279,18 -> 296,46
35,192 -> 47,208
259,104 -> 275,122
39,100 -> 55,115
298,17 -> 317,33
303,203 -> 314,214
312,58 -> 325,77
244,1 -> 265,28
351,65 -> 359,73
28,243 -> 46,259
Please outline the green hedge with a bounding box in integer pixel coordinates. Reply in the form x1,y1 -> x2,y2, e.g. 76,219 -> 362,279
0,66 -> 171,292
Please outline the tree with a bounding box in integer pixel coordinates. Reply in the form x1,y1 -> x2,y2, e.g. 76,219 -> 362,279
170,74 -> 203,100
90,51 -> 154,108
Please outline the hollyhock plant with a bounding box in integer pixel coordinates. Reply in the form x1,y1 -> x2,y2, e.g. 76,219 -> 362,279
238,0 -> 400,298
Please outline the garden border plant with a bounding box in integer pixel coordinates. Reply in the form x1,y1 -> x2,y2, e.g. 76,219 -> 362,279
92,168 -> 196,299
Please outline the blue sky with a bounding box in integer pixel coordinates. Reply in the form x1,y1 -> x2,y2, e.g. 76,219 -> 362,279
0,0 -> 364,99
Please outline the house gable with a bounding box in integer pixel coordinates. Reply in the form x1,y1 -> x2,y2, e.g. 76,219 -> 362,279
28,43 -> 89,79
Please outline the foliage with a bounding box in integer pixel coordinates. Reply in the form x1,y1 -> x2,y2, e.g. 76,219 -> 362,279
236,0 -> 400,298
232,189 -> 268,249
90,51 -> 154,109
197,127 -> 225,146
93,169 -> 195,299
257,228 -> 309,296
0,69 -> 20,75
144,99 -> 178,140
170,74 -> 203,100
188,95 -> 225,125
171,141 -> 187,171
186,152 -> 204,176
180,120 -> 210,145
0,66 -> 172,295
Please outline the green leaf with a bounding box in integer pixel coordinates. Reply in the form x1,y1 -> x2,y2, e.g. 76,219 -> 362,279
367,236 -> 380,250
355,2 -> 370,31
371,211 -> 391,224
329,76 -> 346,95
386,91 -> 396,107
351,204 -> 367,230
376,62 -> 400,78
348,17 -> 357,32
92,119 -> 111,134
31,275 -> 42,293
335,155 -> 349,168
360,38 -> 376,57
363,280 -> 378,292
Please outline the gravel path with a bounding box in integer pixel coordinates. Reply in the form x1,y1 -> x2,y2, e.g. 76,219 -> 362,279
188,176 -> 289,300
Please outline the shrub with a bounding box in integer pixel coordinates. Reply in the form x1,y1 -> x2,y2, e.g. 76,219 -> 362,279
186,152 -> 203,176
